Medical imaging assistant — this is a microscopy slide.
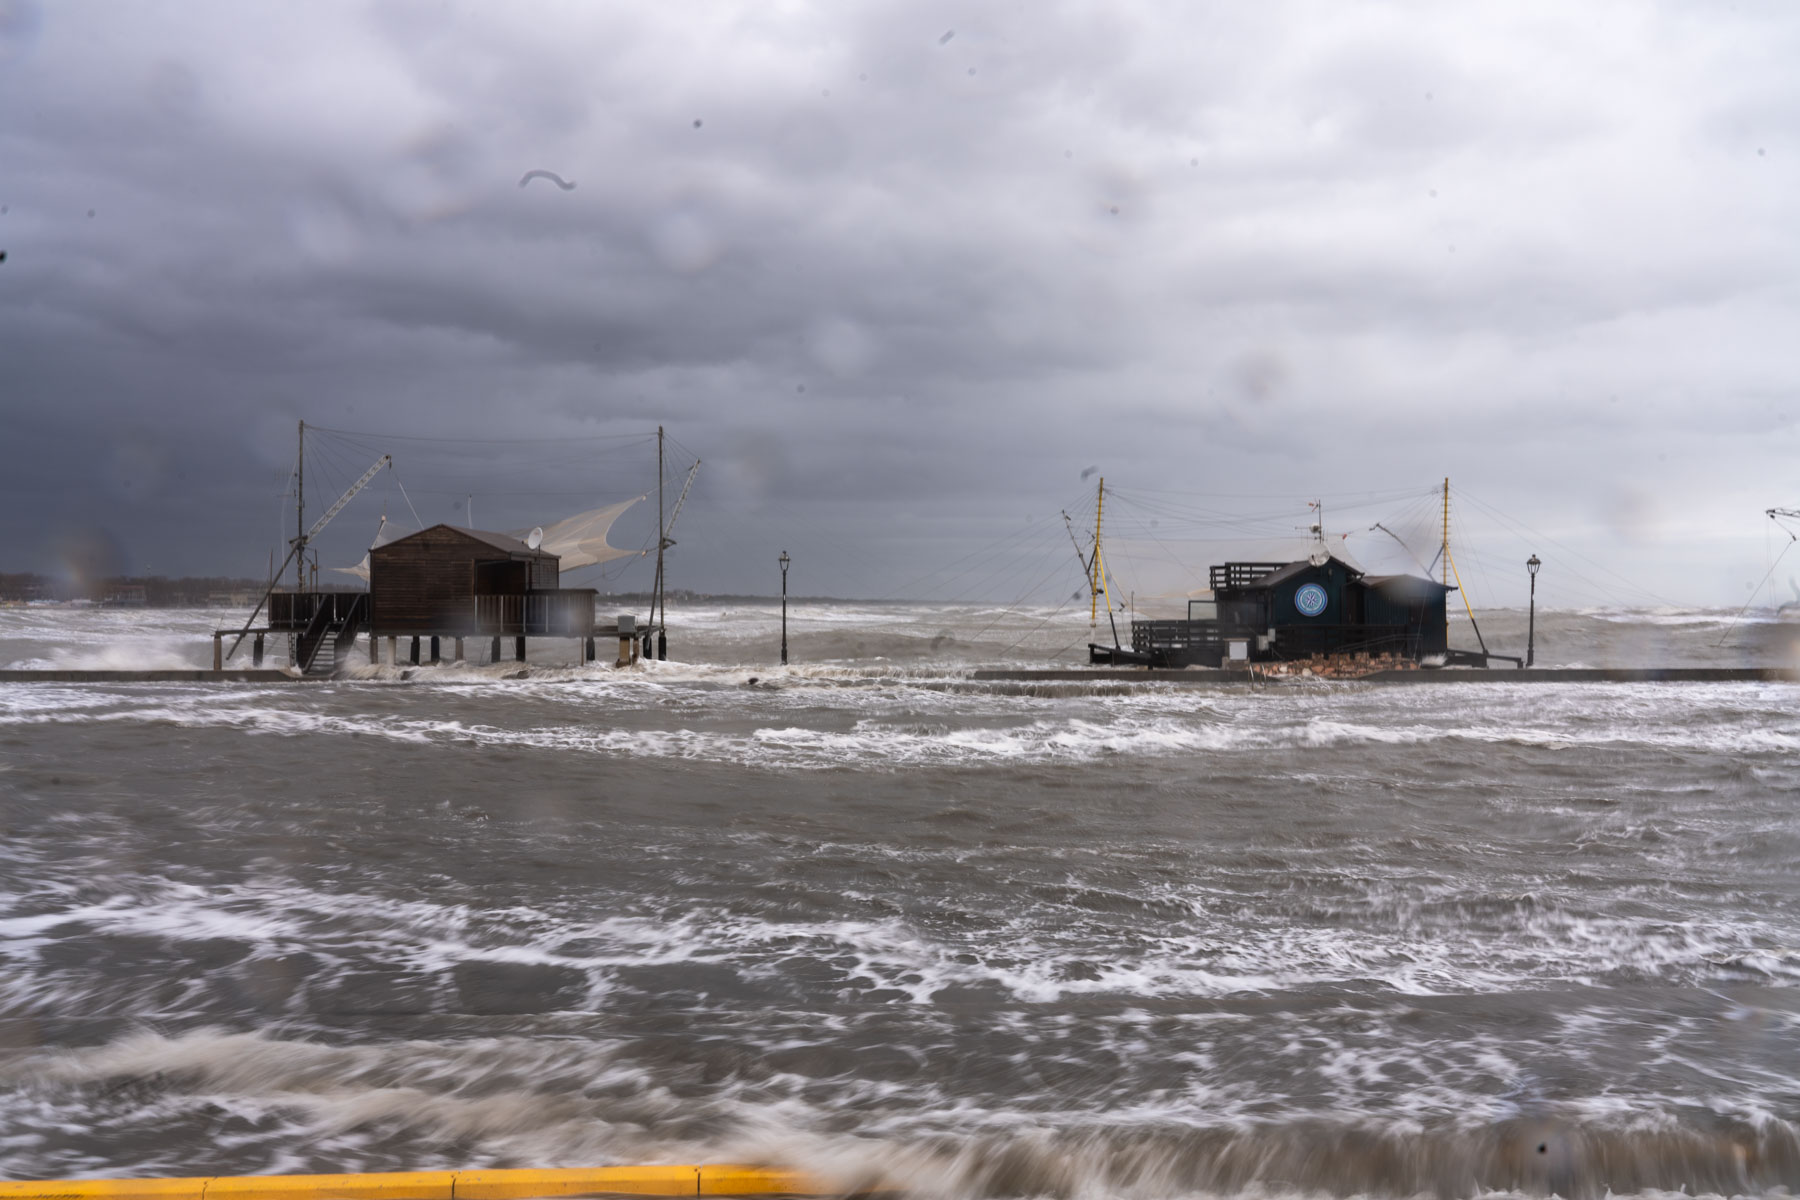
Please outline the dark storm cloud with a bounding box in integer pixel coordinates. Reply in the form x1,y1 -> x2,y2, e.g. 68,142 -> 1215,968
3,1 -> 1800,603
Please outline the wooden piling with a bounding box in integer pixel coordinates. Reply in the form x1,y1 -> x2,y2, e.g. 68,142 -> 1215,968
212,633 -> 222,671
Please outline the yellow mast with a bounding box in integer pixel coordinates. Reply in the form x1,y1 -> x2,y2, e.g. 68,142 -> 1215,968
1442,477 -> 1450,588
1442,477 -> 1482,630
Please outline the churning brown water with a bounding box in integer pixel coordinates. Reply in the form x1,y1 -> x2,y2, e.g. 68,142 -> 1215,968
3,603 -> 1799,1197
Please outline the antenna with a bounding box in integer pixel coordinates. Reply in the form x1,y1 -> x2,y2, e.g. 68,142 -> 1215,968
527,527 -> 544,550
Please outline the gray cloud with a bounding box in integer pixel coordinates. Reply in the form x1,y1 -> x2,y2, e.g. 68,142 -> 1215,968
3,1 -> 1800,606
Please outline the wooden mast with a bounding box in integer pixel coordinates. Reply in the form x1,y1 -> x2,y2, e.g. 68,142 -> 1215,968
654,426 -> 665,635
1090,478 -> 1104,625
295,420 -> 305,593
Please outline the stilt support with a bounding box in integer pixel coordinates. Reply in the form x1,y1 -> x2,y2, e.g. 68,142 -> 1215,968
387,636 -> 398,665
514,636 -> 526,663
253,633 -> 265,667
490,636 -> 501,663
369,634 -> 379,665
585,636 -> 596,663
430,636 -> 440,664
409,637 -> 420,666
212,633 -> 222,671
454,637 -> 464,663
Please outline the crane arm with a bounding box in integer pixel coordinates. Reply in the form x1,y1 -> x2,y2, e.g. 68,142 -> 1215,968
659,459 -> 701,550
1369,522 -> 1433,576
306,455 -> 391,543
227,454 -> 390,660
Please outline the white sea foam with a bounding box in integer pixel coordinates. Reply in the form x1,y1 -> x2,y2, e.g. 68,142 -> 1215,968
7,672 -> 1799,768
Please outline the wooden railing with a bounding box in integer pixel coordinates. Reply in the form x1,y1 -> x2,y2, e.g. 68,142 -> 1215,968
268,591 -> 366,632
474,590 -> 595,636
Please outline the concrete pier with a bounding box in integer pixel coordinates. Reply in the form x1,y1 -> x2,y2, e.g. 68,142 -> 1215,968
970,667 -> 1800,684
0,670 -> 302,683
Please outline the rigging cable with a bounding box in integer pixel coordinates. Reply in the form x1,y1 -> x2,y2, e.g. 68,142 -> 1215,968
1717,511 -> 1799,646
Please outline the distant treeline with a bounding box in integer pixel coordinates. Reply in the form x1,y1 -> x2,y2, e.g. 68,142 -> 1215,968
1,576 -> 875,606
0,573 -> 267,606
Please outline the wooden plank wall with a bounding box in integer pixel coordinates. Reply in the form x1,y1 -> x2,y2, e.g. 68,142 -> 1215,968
370,528 -> 571,635
371,528 -> 484,634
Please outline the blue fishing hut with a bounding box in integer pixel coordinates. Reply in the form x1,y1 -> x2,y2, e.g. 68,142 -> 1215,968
1107,554 -> 1454,668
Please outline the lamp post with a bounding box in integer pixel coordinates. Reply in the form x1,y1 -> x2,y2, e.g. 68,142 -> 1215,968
779,550 -> 790,666
1526,554 -> 1541,667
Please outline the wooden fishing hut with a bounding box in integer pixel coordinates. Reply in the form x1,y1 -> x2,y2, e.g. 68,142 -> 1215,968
230,524 -> 639,673
367,524 -> 598,666
1105,553 -> 1455,668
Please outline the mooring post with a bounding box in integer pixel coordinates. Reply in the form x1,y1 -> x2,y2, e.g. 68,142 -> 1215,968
616,614 -> 635,667
253,633 -> 264,667
514,636 -> 526,662
212,633 -> 223,671
454,637 -> 464,663
429,635 -> 440,664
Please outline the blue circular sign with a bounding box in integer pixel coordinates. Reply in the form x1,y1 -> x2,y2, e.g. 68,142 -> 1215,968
1295,583 -> 1328,617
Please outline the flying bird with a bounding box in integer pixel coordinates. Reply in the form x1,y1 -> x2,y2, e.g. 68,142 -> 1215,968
518,170 -> 576,191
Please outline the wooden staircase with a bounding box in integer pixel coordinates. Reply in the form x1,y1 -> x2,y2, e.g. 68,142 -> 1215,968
295,594 -> 368,676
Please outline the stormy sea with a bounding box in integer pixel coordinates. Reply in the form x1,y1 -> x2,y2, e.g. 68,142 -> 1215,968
3,602 -> 1799,1199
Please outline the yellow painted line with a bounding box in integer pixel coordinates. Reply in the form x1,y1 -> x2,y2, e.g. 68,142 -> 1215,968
454,1168 -> 700,1199
699,1167 -> 827,1197
0,1180 -> 210,1200
209,1175 -> 454,1200
0,1180 -> 211,1200
0,1167 -> 851,1200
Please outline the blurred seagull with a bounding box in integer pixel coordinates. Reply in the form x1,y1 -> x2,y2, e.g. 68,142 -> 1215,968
519,169 -> 576,191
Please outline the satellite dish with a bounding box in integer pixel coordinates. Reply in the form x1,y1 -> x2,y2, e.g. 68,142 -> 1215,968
526,527 -> 544,550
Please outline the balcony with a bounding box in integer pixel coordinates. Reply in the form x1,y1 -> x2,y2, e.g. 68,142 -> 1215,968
474,590 -> 596,636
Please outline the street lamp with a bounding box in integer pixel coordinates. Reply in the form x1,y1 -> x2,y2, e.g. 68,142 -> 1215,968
779,550 -> 790,666
1526,554 -> 1541,668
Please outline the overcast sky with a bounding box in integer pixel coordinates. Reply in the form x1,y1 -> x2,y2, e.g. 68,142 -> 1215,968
3,0 -> 1797,607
